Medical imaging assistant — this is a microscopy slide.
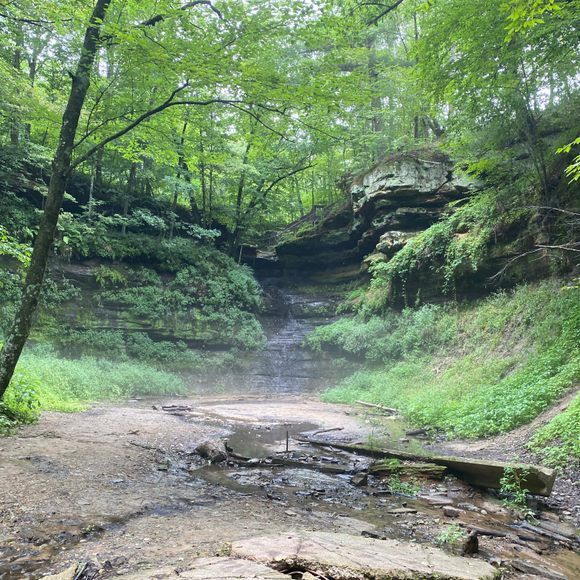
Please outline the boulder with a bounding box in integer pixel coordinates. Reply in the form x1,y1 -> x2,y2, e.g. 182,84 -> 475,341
232,531 -> 499,579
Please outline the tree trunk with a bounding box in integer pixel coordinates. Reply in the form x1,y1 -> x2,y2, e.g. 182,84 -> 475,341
0,0 -> 112,400
122,162 -> 137,235
94,147 -> 104,191
9,24 -> 23,146
87,170 -> 95,220
232,140 -> 252,252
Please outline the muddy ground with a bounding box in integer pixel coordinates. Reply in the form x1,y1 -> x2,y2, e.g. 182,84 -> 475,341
0,395 -> 578,579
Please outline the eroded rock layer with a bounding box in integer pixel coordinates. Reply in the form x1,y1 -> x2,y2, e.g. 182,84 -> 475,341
274,149 -> 473,276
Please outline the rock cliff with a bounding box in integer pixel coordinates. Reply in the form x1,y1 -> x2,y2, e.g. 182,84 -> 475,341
275,149 -> 473,278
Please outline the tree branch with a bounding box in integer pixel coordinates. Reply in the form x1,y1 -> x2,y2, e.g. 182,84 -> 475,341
367,0 -> 405,26
230,104 -> 292,142
141,1 -> 223,27
71,86 -> 250,170
244,162 -> 315,215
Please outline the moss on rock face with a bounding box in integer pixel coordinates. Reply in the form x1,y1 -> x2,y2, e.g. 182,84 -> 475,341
274,150 -> 477,285
1,237 -> 266,353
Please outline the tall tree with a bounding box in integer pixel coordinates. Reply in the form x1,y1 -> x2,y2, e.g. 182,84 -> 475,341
0,0 -> 111,398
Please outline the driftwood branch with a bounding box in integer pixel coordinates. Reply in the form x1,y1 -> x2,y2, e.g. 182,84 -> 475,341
356,400 -> 398,414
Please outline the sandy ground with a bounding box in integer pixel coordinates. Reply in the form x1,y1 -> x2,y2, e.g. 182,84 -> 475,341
1,395 -> 578,579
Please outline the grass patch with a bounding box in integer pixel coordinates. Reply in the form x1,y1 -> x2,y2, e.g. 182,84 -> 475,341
317,280 -> 580,445
0,347 -> 186,433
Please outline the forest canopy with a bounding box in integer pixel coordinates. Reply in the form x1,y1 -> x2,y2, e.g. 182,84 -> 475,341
0,0 -> 578,399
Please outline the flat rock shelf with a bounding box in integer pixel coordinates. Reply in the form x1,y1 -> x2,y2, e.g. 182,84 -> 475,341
231,531 -> 500,580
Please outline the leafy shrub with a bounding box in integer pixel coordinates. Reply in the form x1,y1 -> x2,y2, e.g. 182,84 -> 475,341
94,265 -> 128,289
307,304 -> 456,362
0,369 -> 40,434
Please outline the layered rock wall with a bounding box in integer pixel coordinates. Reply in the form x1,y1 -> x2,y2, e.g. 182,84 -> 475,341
274,149 -> 473,278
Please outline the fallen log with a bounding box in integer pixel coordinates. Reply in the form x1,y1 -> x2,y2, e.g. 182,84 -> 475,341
296,437 -> 555,496
355,400 -> 398,415
160,404 -> 193,413
369,460 -> 446,480
233,455 -> 350,475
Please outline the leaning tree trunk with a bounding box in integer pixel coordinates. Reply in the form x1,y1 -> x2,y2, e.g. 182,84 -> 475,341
0,0 -> 112,399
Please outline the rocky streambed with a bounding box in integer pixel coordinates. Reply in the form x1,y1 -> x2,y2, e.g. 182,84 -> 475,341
1,396 -> 578,579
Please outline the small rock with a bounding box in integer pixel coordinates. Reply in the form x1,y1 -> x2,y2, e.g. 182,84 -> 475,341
461,531 -> 479,555
443,506 -> 462,519
424,496 -> 454,507
457,502 -> 479,512
157,457 -> 171,471
351,473 -> 368,487
361,530 -> 386,540
480,509 -> 488,515
195,441 -> 227,463
285,510 -> 297,517
399,438 -> 410,443
41,565 -> 78,580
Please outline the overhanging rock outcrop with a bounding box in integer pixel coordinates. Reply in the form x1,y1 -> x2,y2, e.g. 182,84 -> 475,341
351,150 -> 472,256
274,149 -> 474,278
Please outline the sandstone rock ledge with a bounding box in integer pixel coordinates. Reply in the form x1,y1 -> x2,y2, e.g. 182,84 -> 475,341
112,556 -> 288,579
231,531 -> 499,580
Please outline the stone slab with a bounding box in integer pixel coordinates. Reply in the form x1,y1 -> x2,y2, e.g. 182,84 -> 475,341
232,532 -> 499,580
120,557 -> 288,579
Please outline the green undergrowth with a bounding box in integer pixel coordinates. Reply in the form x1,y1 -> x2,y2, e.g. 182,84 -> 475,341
0,345 -> 185,434
528,393 -> 580,468
314,280 -> 580,460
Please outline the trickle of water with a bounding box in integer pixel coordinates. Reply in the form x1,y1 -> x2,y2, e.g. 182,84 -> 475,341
246,286 -> 342,394
185,279 -> 351,395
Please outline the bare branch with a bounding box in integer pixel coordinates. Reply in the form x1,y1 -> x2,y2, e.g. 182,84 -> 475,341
489,248 -> 544,282
490,241 -> 580,282
230,104 -> 292,142
536,242 -> 580,253
526,205 -> 580,217
244,161 -> 315,215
